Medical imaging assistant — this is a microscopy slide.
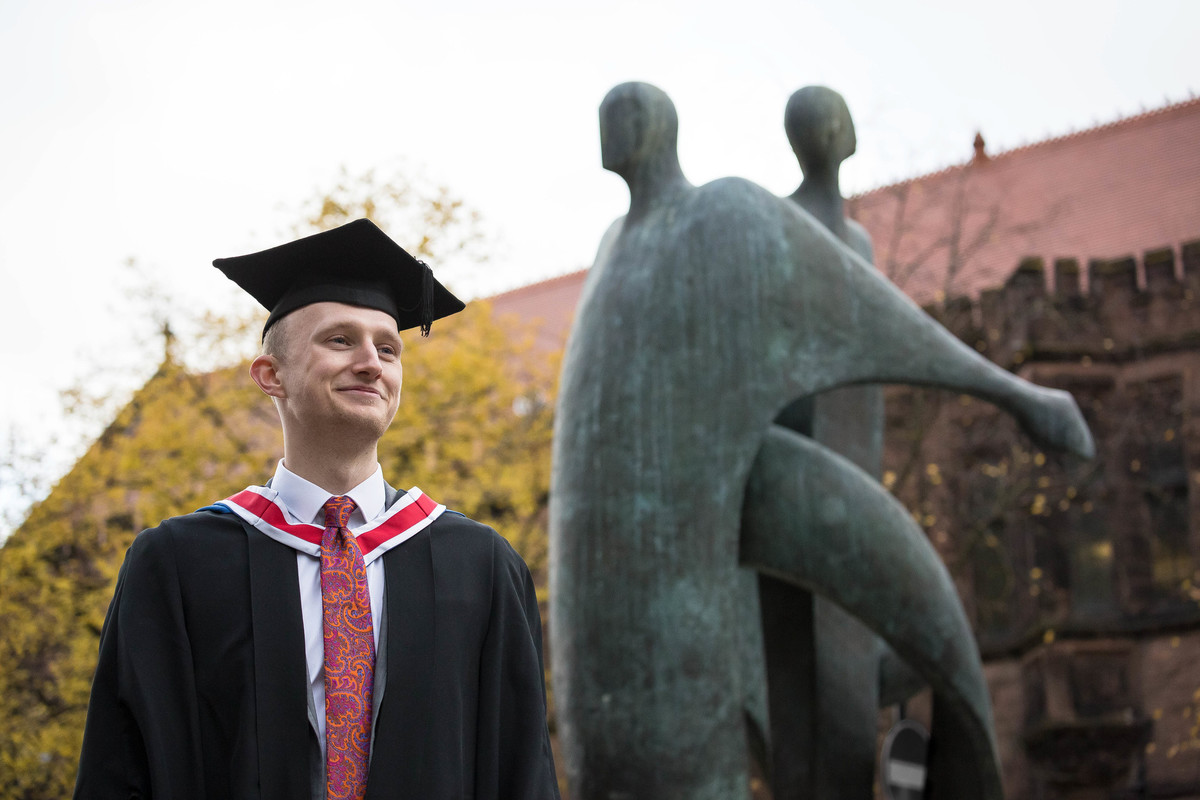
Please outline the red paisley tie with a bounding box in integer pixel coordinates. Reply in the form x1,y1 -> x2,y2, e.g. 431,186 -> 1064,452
321,495 -> 374,800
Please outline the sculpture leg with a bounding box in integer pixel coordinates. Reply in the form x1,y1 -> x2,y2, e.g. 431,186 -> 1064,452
813,598 -> 881,798
741,425 -> 1003,800
758,574 -> 817,798
927,692 -> 991,797
758,579 -> 880,800
763,385 -> 891,800
809,386 -> 889,800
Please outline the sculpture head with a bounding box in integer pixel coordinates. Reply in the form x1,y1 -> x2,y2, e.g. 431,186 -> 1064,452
784,86 -> 856,176
599,82 -> 680,181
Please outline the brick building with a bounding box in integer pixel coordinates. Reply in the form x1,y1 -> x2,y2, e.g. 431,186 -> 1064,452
493,96 -> 1200,797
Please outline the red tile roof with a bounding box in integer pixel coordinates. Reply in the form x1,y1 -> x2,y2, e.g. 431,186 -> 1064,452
487,269 -> 586,352
490,96 -> 1200,342
847,95 -> 1200,304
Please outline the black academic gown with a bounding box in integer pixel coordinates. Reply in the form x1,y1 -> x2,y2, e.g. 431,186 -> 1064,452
73,495 -> 560,800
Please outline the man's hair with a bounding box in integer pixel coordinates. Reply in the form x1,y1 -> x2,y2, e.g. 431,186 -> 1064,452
261,314 -> 293,362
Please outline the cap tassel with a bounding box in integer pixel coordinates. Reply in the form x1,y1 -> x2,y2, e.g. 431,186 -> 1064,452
419,261 -> 435,336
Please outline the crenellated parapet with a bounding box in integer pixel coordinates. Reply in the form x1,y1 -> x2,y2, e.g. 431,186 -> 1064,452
929,238 -> 1200,369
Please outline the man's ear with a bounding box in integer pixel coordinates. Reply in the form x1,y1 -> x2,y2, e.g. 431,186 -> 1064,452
249,354 -> 286,398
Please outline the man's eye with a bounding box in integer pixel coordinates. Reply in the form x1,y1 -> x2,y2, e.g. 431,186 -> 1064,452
330,335 -> 350,345
379,345 -> 398,357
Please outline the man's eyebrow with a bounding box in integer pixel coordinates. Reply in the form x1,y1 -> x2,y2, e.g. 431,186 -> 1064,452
312,318 -> 356,335
312,318 -> 402,340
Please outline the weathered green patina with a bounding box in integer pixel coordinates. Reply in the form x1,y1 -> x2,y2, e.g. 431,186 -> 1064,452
549,82 -> 1093,800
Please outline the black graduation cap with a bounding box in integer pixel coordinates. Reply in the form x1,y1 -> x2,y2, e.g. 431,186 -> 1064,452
213,219 -> 465,338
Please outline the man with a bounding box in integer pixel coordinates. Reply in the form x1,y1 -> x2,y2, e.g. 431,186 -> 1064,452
74,219 -> 560,799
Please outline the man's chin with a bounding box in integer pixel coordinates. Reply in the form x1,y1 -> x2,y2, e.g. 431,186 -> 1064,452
321,407 -> 396,441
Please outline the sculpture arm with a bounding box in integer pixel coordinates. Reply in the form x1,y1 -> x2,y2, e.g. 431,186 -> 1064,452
777,223 -> 1094,459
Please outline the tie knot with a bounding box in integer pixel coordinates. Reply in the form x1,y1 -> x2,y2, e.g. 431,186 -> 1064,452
323,495 -> 358,529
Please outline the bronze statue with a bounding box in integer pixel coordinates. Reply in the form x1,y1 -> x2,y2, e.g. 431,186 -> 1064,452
550,82 -> 1093,799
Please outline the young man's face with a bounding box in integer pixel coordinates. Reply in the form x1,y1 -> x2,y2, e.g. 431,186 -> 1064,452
270,302 -> 404,441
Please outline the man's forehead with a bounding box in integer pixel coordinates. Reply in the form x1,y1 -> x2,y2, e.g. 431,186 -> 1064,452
293,302 -> 403,336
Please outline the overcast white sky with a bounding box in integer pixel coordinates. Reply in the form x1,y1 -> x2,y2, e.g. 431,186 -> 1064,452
2,0 -> 1198,526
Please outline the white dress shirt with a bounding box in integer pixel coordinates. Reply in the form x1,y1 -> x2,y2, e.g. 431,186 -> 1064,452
269,460 -> 387,756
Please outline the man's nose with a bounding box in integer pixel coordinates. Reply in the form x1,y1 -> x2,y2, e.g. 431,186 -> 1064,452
352,344 -> 383,378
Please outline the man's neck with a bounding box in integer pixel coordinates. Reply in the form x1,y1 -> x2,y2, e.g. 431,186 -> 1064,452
281,440 -> 381,496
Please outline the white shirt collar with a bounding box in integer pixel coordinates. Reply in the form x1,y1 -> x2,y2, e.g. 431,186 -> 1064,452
270,460 -> 386,530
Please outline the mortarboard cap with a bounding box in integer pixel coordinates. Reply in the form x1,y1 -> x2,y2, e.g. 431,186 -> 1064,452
213,218 -> 465,338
